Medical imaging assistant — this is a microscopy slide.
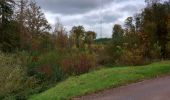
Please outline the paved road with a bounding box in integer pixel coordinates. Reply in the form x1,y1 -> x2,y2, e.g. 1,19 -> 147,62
74,76 -> 170,100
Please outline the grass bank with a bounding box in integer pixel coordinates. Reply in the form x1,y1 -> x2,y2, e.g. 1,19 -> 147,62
30,61 -> 170,100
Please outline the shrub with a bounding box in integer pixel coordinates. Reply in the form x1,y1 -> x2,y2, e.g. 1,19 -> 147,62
166,42 -> 170,58
106,44 -> 124,64
118,49 -> 146,66
150,43 -> 161,59
27,50 -> 64,83
93,44 -> 111,65
0,66 -> 25,98
0,52 -> 29,99
61,52 -> 96,75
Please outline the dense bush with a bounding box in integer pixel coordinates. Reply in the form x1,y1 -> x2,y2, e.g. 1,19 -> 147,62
0,52 -> 29,99
118,49 -> 145,66
166,42 -> 170,58
93,45 -> 111,65
61,52 -> 96,75
150,43 -> 162,59
0,66 -> 25,99
0,0 -> 170,99
0,51 -> 64,99
27,51 -> 64,83
106,44 -> 124,64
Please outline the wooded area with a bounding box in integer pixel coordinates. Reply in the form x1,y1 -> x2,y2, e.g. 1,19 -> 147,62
0,0 -> 170,99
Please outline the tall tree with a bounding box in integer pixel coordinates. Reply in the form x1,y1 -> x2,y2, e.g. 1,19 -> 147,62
145,0 -> 161,6
26,0 -> 51,36
0,0 -> 14,25
112,24 -> 124,39
15,0 -> 29,49
112,24 -> 124,49
141,1 -> 170,58
134,14 -> 142,32
70,26 -> 85,48
15,0 -> 28,26
0,0 -> 20,52
124,17 -> 139,49
85,31 -> 96,47
107,24 -> 124,62
124,17 -> 135,34
53,19 -> 68,49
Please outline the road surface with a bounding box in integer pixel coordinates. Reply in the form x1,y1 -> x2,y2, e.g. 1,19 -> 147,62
74,76 -> 170,100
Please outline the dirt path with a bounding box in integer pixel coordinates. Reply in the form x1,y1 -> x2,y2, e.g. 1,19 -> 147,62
74,76 -> 170,100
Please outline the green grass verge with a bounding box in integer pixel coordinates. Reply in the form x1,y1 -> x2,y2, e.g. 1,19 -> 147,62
30,61 -> 170,100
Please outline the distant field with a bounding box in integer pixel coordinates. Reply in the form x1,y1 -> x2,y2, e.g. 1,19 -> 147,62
94,38 -> 111,44
30,61 -> 170,100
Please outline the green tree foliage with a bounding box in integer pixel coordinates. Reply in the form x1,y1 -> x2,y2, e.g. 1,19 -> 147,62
53,20 -> 69,49
14,0 -> 52,51
125,17 -> 133,27
107,24 -> 124,62
112,24 -> 124,38
15,0 -> 30,49
1,0 -> 170,99
39,32 -> 54,51
112,24 -> 124,46
0,0 -> 14,24
134,14 -> 142,32
0,21 -> 20,52
141,1 -> 170,59
85,31 -> 96,47
26,1 -> 51,35
0,0 -> 21,52
124,17 -> 140,49
145,0 -> 161,6
0,0 -> 52,52
70,26 -> 85,48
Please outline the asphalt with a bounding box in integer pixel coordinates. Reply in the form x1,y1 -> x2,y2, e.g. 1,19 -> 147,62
74,76 -> 170,100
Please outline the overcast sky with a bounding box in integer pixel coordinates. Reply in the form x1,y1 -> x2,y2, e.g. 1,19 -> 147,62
36,0 -> 146,38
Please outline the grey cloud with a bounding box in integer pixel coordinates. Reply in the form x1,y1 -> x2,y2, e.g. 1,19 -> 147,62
37,0 -> 146,38
119,4 -> 145,13
36,0 -> 113,14
102,14 -> 121,24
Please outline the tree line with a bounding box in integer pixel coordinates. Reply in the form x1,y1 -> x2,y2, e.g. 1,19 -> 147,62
109,0 -> 170,65
0,0 -> 170,64
0,0 -> 97,52
0,0 -> 170,99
